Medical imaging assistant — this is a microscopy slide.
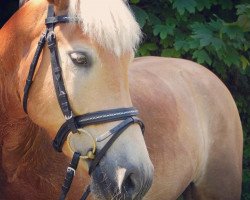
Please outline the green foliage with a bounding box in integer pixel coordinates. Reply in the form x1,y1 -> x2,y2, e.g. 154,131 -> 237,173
130,0 -> 250,199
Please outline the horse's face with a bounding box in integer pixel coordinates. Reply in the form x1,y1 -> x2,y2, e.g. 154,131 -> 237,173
21,0 -> 153,199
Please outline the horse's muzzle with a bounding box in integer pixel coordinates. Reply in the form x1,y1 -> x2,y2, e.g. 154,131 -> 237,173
90,159 -> 154,200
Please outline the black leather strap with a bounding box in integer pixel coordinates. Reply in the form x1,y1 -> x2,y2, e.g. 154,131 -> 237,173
46,5 -> 78,134
60,152 -> 81,200
80,185 -> 91,200
23,32 -> 47,113
89,117 -> 144,174
46,15 -> 78,25
47,32 -> 78,133
53,107 -> 140,152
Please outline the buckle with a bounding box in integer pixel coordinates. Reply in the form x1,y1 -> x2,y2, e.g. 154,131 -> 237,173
38,32 -> 47,46
65,112 -> 73,120
47,31 -> 56,48
65,112 -> 79,133
67,167 -> 76,176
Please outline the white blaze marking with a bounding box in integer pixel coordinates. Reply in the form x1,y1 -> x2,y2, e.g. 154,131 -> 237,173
116,167 -> 127,190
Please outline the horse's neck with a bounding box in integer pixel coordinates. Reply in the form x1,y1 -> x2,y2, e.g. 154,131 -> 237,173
0,0 -> 47,115
1,116 -> 42,178
0,0 -> 48,143
0,115 -> 69,198
0,2 -> 69,195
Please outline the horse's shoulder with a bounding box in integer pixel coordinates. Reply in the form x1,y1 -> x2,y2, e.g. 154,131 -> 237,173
130,56 -> 223,88
132,56 -> 209,74
129,56 -> 235,115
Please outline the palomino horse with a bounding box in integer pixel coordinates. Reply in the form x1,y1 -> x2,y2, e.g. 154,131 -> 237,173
0,0 -> 242,200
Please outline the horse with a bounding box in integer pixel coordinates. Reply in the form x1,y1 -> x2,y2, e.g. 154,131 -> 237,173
0,0 -> 243,200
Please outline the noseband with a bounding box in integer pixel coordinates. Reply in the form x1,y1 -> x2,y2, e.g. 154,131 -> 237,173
23,5 -> 145,200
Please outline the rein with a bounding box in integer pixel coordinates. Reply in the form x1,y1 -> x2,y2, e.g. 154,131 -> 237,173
22,4 -> 144,200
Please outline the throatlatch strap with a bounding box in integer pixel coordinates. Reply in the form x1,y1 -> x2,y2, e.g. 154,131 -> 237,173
23,32 -> 47,113
60,152 -> 81,200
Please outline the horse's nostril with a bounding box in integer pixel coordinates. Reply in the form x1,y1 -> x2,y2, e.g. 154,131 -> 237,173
122,173 -> 139,197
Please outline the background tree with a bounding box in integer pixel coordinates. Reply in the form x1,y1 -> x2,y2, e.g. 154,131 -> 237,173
130,0 -> 250,199
0,0 -> 19,28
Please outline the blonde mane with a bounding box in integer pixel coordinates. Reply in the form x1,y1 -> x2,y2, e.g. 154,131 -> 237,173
68,0 -> 141,56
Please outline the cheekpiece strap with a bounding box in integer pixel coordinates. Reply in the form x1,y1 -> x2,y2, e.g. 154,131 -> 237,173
46,4 -> 78,134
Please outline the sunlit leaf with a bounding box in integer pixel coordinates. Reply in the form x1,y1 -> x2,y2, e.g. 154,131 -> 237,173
172,0 -> 197,15
193,49 -> 212,65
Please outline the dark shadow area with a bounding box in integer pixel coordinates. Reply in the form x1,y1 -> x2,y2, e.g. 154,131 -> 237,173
0,0 -> 19,28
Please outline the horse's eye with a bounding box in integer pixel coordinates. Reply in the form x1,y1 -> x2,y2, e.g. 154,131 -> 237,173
69,52 -> 89,66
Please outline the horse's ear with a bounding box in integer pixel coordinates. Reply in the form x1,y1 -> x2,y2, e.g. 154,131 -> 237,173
19,0 -> 29,7
47,0 -> 69,10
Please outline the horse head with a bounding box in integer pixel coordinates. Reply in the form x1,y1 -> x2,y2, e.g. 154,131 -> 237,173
15,0 -> 153,199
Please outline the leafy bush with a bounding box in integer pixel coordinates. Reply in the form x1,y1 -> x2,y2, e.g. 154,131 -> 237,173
0,0 -> 19,28
130,0 -> 250,199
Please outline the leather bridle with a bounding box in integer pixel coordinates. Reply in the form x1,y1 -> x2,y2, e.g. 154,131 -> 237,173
22,4 -> 145,200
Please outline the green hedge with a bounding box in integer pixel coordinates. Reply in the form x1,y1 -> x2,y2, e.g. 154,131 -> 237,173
130,0 -> 250,199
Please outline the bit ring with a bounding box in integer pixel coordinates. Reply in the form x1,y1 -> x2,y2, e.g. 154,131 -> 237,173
67,129 -> 96,160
